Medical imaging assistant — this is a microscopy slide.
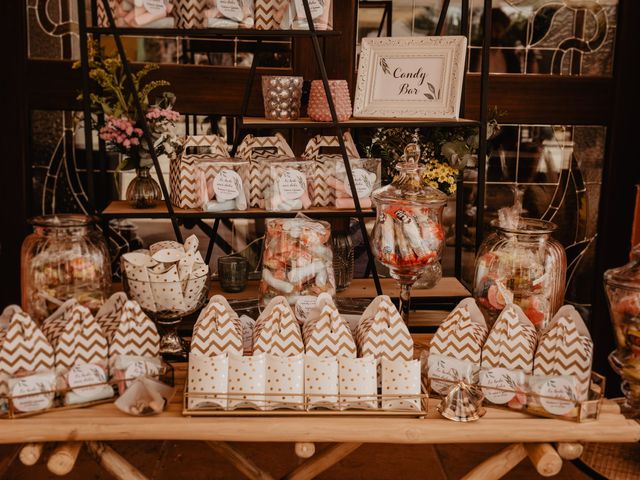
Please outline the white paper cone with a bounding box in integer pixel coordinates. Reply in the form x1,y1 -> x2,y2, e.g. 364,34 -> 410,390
147,264 -> 186,312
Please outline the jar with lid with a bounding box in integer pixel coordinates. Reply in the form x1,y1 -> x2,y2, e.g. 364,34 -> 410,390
21,215 -> 112,324
473,218 -> 566,330
371,144 -> 448,323
604,244 -> 640,417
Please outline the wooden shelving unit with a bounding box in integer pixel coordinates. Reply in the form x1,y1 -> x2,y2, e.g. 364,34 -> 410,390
241,117 -> 480,129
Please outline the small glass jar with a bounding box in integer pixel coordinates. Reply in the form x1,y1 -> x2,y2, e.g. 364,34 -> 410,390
604,245 -> 640,417
330,218 -> 354,292
473,218 -> 566,330
21,215 -> 112,324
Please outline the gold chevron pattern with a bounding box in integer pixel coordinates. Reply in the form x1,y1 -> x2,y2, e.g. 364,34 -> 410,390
237,133 -> 295,208
191,297 -> 243,357
429,300 -> 488,364
95,292 -> 129,342
481,304 -> 537,373
108,300 -> 160,359
96,0 -> 117,27
355,295 -> 413,363
252,298 -> 304,356
303,300 -> 356,358
170,135 -> 230,208
42,301 -> 109,371
303,133 -> 359,207
255,0 -> 289,29
176,0 -> 207,28
534,315 -> 593,399
0,306 -> 54,376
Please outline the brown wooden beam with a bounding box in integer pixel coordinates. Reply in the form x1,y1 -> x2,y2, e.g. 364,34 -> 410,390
27,59 -> 612,125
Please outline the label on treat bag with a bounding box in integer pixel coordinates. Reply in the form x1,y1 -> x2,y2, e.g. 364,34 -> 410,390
479,368 -> 521,404
278,169 -> 307,200
68,364 -> 109,398
536,377 -> 576,416
11,376 -> 55,413
294,0 -> 324,19
143,0 -> 166,14
349,168 -> 374,198
125,359 -> 161,388
295,296 -> 318,323
217,0 -> 244,21
213,169 -> 242,201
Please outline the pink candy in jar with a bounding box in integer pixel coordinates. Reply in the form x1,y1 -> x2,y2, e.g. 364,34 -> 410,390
307,80 -> 352,122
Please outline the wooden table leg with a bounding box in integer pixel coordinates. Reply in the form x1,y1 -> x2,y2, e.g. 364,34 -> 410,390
524,443 -> 563,477
19,443 -> 45,466
86,441 -> 149,480
283,443 -> 362,480
206,441 -> 275,480
555,442 -> 584,461
294,443 -> 315,459
47,442 -> 83,476
461,443 -> 527,480
0,444 -> 19,477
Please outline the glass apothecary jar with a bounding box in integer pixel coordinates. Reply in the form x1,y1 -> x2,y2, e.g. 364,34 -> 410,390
473,218 -> 566,330
21,215 -> 112,324
604,244 -> 640,417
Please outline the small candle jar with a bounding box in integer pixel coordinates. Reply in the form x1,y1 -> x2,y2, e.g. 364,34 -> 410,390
218,255 -> 249,293
262,76 -> 303,121
307,80 -> 352,122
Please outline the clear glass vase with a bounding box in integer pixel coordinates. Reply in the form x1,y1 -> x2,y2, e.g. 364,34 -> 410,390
414,261 -> 443,290
126,166 -> 161,209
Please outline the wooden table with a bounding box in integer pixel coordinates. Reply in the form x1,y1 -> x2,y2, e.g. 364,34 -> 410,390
1,364 -> 639,480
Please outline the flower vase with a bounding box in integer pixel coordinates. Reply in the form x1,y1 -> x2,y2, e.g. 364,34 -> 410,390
126,166 -> 162,209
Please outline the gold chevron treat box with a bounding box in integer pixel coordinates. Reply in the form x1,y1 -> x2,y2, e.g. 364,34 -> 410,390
175,0 -> 206,28
42,300 -> 114,405
190,296 -> 243,357
198,159 -> 250,212
170,135 -> 230,209
303,293 -> 356,358
0,305 -> 55,415
252,297 -> 304,356
265,159 -> 314,212
254,0 -> 291,29
205,0 -> 254,28
236,133 -> 295,208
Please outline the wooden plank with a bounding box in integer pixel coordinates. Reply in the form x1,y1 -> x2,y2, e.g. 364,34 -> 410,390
242,117 -> 479,128
461,443 -> 527,480
206,442 -> 275,480
523,443 -> 563,477
284,443 -> 362,480
86,441 -> 148,480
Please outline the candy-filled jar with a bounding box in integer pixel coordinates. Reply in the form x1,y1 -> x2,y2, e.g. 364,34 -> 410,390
604,244 -> 640,417
371,144 -> 447,323
21,215 -> 112,324
259,217 -> 336,320
473,218 -> 566,330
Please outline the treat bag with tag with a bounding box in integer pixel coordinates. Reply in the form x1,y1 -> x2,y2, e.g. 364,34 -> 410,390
339,356 -> 378,410
481,303 -> 537,374
206,0 -> 254,28
42,300 -> 113,405
240,315 -> 255,355
253,296 -> 304,356
129,0 -> 175,28
187,353 -> 229,410
534,305 -> 593,400
528,374 -> 581,417
427,353 -> 478,396
266,354 -> 304,410
8,371 -> 57,414
355,295 -> 413,382
0,305 -> 55,412
303,293 -> 356,358
115,377 -> 176,416
479,367 -> 528,409
228,353 -> 267,410
381,358 -> 422,412
191,295 -> 243,357
291,0 -> 332,30
429,298 -> 488,364
305,355 -> 339,410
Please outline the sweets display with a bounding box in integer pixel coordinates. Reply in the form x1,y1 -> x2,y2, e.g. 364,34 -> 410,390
473,218 -> 566,330
259,218 -> 336,312
261,76 -> 303,121
21,215 -> 111,325
265,160 -> 313,211
205,0 -> 254,28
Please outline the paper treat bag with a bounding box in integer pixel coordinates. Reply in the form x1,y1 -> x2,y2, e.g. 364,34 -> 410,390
356,295 -> 413,364
191,295 -> 243,357
481,303 -> 537,373
253,296 -> 304,356
228,353 -> 267,410
303,293 -> 356,358
187,353 -> 229,411
381,358 -> 422,412
305,355 -> 339,409
429,298 -> 488,364
339,356 -> 378,410
534,305 -> 593,399
266,354 -> 304,410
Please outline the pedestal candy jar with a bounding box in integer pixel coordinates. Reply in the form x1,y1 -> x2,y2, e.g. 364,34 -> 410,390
21,215 -> 112,324
473,218 -> 566,330
371,144 -> 447,323
604,244 -> 640,417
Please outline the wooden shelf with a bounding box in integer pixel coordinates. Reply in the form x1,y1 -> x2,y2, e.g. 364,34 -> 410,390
242,116 -> 481,129
86,27 -> 341,39
101,201 -> 375,219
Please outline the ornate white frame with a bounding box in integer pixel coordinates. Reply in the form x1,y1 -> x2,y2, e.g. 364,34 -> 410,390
353,36 -> 467,119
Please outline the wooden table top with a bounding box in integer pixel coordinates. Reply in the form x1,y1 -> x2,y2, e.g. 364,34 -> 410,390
1,363 -> 638,446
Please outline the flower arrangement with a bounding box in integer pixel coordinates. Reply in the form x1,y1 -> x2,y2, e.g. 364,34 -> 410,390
74,41 -> 181,170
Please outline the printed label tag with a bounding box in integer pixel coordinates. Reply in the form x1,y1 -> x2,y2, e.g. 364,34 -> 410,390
11,376 -> 55,413
68,363 -> 109,398
217,0 -> 244,21
278,169 -> 307,200
295,296 -> 318,323
125,360 -> 161,388
143,0 -> 166,14
479,368 -> 520,404
294,0 -> 324,18
348,168 -> 374,198
537,377 -> 576,416
213,169 -> 242,201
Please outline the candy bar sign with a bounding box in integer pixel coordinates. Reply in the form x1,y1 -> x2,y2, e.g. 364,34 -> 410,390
354,36 -> 467,119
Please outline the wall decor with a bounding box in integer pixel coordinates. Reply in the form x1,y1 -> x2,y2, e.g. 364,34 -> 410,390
353,36 -> 467,119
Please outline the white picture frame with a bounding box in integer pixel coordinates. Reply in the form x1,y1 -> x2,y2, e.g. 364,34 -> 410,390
353,36 -> 468,119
